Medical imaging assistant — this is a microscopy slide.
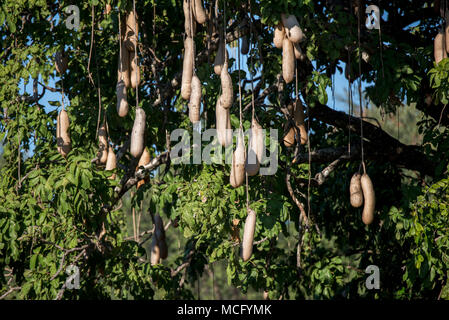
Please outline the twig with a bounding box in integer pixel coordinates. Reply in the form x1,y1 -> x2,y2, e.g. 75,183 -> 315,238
0,286 -> 21,300
285,167 -> 309,226
171,249 -> 195,277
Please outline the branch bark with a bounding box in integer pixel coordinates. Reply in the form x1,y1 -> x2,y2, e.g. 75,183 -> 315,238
309,103 -> 435,176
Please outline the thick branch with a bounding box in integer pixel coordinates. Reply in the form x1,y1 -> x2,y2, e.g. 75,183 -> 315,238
114,151 -> 170,199
309,103 -> 435,176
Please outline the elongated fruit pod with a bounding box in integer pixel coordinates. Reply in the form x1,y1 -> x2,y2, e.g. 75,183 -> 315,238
56,109 -> 71,157
434,28 -> 447,64
281,14 -> 304,43
231,218 -> 240,242
105,4 -> 112,15
349,173 -> 363,208
287,99 -> 308,147
189,75 -> 201,123
241,35 -> 249,55
246,118 -> 264,176
105,146 -> 117,180
219,63 -> 234,109
283,102 -> 296,148
98,123 -> 108,164
361,173 -> 375,225
444,10 -> 449,53
150,235 -> 161,265
241,208 -> 256,262
125,11 -> 138,52
154,214 -> 168,259
214,37 -> 228,75
130,107 -> 146,159
216,99 -> 232,147
230,130 -> 246,188
283,100 -> 307,147
116,80 -> 129,117
117,40 -> 131,88
55,51 -> 68,74
129,49 -> 140,89
273,23 -> 285,49
192,0 -> 206,24
183,0 -> 195,38
137,147 -> 150,189
181,37 -> 194,100
263,291 -> 269,300
282,38 -> 295,84
293,42 -> 305,61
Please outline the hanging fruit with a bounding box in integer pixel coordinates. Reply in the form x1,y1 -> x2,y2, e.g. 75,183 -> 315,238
98,123 -> 109,164
361,173 -> 375,225
230,130 -> 246,188
349,173 -> 363,208
246,118 -> 264,176
105,146 -> 117,180
56,109 -> 71,157
130,108 -> 146,159
241,207 -> 256,261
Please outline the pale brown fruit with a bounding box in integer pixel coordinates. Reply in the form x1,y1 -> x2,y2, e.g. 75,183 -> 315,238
293,42 -> 305,61
281,14 -> 304,43
56,109 -> 71,157
349,173 -> 363,208
283,102 -> 296,147
241,35 -> 249,55
216,99 -> 232,147
183,0 -> 196,38
241,208 -> 256,262
283,99 -> 308,147
125,11 -> 138,52
230,130 -> 246,188
105,146 -> 117,180
273,23 -> 285,49
246,118 -> 264,176
214,37 -> 228,75
181,37 -> 194,100
219,62 -> 234,109
55,51 -> 68,74
154,214 -> 168,259
116,80 -> 129,117
361,173 -> 375,225
154,214 -> 165,241
130,107 -> 146,159
293,99 -> 308,146
150,235 -> 161,265
231,218 -> 240,242
117,40 -> 131,88
263,291 -> 269,300
129,50 -> 140,89
105,4 -> 112,15
282,38 -> 295,84
188,75 -> 201,123
137,147 -> 150,189
159,239 -> 168,260
98,123 -> 108,164
192,0 -> 206,24
434,28 -> 447,64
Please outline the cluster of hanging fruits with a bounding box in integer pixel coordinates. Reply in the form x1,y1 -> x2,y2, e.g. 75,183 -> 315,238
434,11 -> 449,63
55,1 -> 381,264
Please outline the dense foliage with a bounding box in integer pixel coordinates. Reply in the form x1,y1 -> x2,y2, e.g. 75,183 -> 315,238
1,0 -> 449,299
